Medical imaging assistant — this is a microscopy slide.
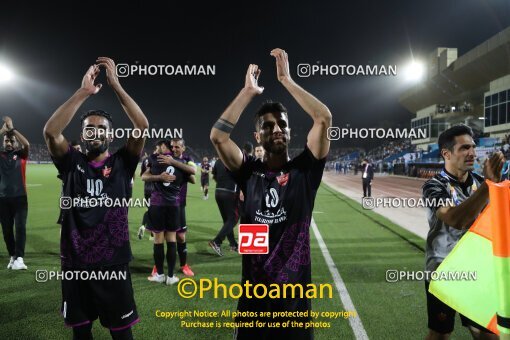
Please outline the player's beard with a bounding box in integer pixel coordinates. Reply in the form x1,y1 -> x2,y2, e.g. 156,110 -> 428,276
263,136 -> 288,155
85,139 -> 109,157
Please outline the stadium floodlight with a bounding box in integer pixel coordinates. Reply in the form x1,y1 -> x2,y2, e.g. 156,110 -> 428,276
403,61 -> 424,82
0,64 -> 14,83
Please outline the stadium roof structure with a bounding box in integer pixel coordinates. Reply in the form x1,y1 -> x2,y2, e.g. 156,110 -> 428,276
400,27 -> 510,113
399,26 -> 510,148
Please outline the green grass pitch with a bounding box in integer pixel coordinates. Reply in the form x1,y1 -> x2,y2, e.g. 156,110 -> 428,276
0,164 -> 470,339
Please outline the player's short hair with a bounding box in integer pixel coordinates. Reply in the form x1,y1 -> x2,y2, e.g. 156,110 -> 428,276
156,139 -> 171,150
438,124 -> 474,159
80,110 -> 113,129
4,131 -> 16,139
243,142 -> 254,155
70,140 -> 80,147
438,124 -> 474,150
254,101 -> 288,131
171,138 -> 185,146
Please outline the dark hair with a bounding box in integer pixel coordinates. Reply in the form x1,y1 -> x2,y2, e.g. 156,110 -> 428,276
254,101 -> 288,131
4,131 -> 16,139
243,142 -> 254,155
156,139 -> 171,150
171,138 -> 185,146
70,140 -> 80,147
80,110 -> 113,129
438,124 -> 474,159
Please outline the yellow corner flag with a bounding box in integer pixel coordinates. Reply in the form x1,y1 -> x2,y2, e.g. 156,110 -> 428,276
429,180 -> 510,336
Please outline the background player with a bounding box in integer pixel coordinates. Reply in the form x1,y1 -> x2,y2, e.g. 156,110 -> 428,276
138,146 -> 158,240
254,144 -> 265,160
169,138 -> 196,276
142,140 -> 185,285
209,155 -> 240,256
210,48 -> 332,339
43,58 -> 148,339
0,116 -> 30,270
200,157 -> 211,199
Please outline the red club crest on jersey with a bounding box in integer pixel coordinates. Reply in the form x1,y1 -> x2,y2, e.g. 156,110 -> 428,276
102,166 -> 111,178
276,172 -> 289,186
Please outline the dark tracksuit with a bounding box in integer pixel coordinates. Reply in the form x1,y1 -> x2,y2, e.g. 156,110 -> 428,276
0,150 -> 28,259
212,159 -> 239,247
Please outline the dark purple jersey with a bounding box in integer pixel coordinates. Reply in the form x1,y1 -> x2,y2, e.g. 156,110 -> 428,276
147,153 -> 185,207
231,146 -> 326,338
140,156 -> 153,196
201,163 -> 211,178
231,146 -> 326,285
178,154 -> 194,206
52,146 -> 140,269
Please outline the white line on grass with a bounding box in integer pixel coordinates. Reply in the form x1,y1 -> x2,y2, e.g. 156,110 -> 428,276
311,217 -> 369,340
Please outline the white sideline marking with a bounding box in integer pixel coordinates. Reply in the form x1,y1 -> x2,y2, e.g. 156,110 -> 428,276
311,217 -> 369,339
26,184 -> 42,187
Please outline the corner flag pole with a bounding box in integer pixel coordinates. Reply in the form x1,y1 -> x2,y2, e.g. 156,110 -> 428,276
488,180 -> 510,339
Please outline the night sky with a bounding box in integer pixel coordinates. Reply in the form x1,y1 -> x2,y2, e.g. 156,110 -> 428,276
1,0 -> 510,151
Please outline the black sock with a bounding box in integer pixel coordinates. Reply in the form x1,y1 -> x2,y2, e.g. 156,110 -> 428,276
73,322 -> 93,340
204,188 -> 208,196
177,242 -> 187,267
166,242 -> 177,277
110,327 -> 133,340
153,243 -> 164,275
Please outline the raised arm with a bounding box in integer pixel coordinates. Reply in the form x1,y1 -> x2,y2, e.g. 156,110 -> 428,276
44,65 -> 102,158
2,117 -> 30,158
436,152 -> 505,230
210,65 -> 264,171
270,48 -> 332,159
96,57 -> 149,157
